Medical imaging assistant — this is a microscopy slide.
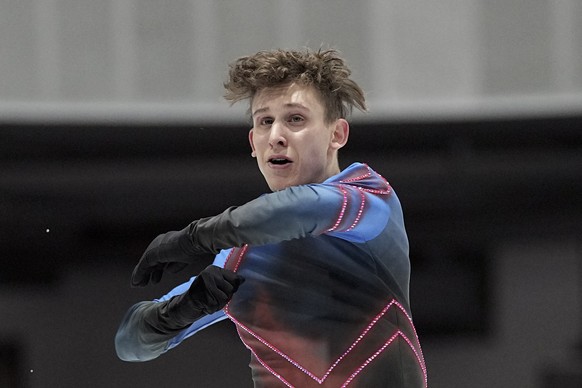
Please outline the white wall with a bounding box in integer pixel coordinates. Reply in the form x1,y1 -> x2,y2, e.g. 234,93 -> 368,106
1,0 -> 581,123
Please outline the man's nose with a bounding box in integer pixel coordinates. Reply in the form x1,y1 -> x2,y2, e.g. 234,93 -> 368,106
269,121 -> 287,148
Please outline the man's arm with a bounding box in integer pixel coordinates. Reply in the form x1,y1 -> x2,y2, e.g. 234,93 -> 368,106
115,265 -> 243,361
133,165 -> 392,287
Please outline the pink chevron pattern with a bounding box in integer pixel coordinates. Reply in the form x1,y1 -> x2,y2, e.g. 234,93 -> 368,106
327,164 -> 392,233
346,188 -> 366,232
223,246 -> 426,387
226,294 -> 426,387
327,184 -> 349,232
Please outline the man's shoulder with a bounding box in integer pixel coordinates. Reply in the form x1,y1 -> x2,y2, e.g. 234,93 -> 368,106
327,163 -> 391,194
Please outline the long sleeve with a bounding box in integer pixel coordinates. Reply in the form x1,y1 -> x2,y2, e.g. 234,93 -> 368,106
189,163 -> 392,253
115,252 -> 231,362
115,300 -> 176,362
115,299 -> 228,362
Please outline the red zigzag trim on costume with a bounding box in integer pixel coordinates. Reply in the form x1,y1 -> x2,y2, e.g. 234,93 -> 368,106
223,247 -> 427,388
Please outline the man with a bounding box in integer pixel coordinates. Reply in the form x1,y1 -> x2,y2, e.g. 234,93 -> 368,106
115,48 -> 426,387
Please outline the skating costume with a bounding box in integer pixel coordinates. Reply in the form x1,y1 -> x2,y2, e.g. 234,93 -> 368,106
116,163 -> 426,387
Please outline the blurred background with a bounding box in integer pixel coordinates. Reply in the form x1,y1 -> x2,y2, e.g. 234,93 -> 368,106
1,1 -> 581,387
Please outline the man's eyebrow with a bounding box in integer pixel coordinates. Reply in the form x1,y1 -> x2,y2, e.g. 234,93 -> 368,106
252,107 -> 269,117
252,103 -> 310,117
284,103 -> 310,111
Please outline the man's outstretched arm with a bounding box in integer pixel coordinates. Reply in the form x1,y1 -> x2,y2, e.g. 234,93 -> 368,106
132,175 -> 390,287
115,265 -> 244,361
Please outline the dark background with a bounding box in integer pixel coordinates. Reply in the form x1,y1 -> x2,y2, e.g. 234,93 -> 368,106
1,114 -> 581,387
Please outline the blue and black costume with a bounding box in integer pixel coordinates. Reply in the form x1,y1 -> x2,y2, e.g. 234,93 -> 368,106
116,163 -> 426,387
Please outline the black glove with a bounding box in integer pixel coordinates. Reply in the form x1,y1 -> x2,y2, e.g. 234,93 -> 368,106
144,266 -> 245,334
182,265 -> 244,315
131,226 -> 214,287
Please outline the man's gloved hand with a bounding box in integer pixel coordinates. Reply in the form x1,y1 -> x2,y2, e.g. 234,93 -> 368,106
142,265 -> 245,335
131,225 -> 214,287
182,265 -> 245,315
154,265 -> 245,331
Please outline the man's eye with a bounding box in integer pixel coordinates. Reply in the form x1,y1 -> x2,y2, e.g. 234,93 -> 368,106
289,115 -> 304,123
260,118 -> 274,125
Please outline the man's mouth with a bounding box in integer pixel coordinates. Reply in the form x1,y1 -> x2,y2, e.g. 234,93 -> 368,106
268,157 -> 292,165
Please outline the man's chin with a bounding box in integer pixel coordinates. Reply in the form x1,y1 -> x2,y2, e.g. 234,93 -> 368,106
266,178 -> 293,192
268,184 -> 288,192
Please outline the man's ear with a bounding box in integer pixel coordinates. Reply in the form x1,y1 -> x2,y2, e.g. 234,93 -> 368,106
330,119 -> 349,150
249,129 -> 256,157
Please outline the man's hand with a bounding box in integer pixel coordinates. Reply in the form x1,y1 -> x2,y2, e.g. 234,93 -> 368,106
131,226 -> 214,287
184,265 -> 245,315
139,266 -> 245,336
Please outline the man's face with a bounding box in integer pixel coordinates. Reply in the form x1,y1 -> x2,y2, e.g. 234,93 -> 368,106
249,83 -> 348,191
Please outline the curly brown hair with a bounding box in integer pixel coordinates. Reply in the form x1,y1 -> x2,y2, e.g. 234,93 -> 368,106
224,48 -> 367,123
